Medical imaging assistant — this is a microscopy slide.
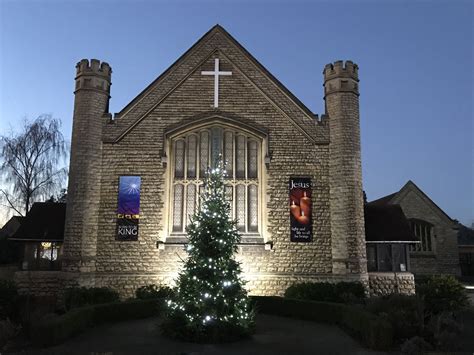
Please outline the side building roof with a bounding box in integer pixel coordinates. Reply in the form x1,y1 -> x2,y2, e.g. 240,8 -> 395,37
458,224 -> 474,246
368,180 -> 454,224
10,202 -> 66,242
0,216 -> 24,239
364,204 -> 418,243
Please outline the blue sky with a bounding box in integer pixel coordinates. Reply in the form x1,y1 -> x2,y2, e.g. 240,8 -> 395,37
0,0 -> 472,225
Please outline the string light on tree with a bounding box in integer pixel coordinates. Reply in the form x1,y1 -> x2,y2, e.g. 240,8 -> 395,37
162,157 -> 255,341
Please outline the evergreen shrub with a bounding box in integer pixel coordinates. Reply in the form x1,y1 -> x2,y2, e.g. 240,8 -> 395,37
284,281 -> 366,303
63,287 -> 119,310
162,164 -> 255,342
252,296 -> 393,350
416,275 -> 469,314
0,279 -> 18,320
366,294 -> 424,341
135,284 -> 174,300
31,298 -> 161,347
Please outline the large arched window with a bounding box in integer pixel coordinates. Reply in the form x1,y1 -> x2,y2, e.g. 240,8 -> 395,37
167,125 -> 263,237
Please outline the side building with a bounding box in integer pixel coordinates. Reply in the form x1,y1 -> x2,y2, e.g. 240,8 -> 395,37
368,180 -> 461,277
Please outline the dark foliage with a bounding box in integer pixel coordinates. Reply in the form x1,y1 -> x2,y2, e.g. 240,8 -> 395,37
252,296 -> 393,350
0,279 -> 18,320
416,275 -> 469,314
284,281 -> 366,303
161,313 -> 254,343
401,336 -> 433,355
63,287 -> 119,310
0,238 -> 20,264
135,284 -> 174,300
366,295 -> 424,342
30,299 -> 162,347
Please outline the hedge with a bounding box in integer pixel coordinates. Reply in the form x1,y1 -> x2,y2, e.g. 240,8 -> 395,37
30,298 -> 163,347
31,296 -> 393,350
251,296 -> 393,350
284,281 -> 366,303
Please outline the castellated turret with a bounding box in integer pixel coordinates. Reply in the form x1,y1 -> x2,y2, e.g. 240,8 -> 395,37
63,59 -> 112,284
324,60 -> 367,276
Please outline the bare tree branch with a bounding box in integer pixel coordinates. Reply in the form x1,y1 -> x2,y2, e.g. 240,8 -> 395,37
0,114 -> 68,215
0,189 -> 24,216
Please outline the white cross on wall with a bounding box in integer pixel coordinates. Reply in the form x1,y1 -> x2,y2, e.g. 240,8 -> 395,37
201,58 -> 232,108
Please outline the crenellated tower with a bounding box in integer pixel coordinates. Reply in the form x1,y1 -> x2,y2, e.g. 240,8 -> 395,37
62,59 -> 111,285
324,60 -> 367,276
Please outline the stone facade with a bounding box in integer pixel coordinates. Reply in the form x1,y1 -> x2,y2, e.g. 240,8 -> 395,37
368,272 -> 415,296
56,25 -> 369,298
388,181 -> 460,276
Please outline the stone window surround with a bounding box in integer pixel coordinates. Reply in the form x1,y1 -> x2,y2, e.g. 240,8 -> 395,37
408,218 -> 436,255
159,116 -> 270,246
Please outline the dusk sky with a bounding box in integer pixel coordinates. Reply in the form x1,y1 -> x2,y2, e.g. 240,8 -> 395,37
0,0 -> 472,225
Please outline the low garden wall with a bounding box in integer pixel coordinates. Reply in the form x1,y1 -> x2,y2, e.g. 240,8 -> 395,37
14,271 -> 63,298
368,272 -> 415,296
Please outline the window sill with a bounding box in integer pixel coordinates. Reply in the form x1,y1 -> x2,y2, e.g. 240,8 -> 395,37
157,235 -> 270,250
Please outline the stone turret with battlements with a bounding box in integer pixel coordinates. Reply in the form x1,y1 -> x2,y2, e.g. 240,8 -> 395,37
62,59 -> 112,286
324,60 -> 367,276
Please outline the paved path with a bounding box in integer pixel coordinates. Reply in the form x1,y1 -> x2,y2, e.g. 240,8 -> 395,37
35,314 -> 387,355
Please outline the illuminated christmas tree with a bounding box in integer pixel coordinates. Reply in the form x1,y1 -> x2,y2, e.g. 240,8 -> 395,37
163,161 -> 255,342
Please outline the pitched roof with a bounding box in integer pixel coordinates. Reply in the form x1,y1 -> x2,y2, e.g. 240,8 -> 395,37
458,224 -> 474,246
0,216 -> 24,239
368,180 -> 454,224
367,192 -> 397,207
364,204 -> 418,242
106,25 -> 324,144
10,202 -> 66,241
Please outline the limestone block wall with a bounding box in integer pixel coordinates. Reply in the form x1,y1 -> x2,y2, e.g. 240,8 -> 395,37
324,61 -> 367,276
368,272 -> 416,296
93,43 -> 335,297
63,59 -> 111,275
395,189 -> 460,276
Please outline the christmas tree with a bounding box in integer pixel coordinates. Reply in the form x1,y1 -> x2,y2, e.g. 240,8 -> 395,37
162,161 -> 255,342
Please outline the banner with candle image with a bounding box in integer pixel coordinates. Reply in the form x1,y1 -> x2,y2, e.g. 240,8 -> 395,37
289,177 -> 313,242
116,176 -> 141,241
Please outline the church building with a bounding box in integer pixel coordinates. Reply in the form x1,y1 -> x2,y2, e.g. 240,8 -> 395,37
14,25 -> 417,298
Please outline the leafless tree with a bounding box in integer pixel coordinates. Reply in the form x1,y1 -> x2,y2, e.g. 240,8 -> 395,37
0,115 -> 68,216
